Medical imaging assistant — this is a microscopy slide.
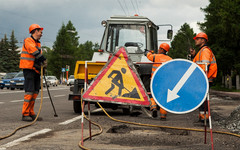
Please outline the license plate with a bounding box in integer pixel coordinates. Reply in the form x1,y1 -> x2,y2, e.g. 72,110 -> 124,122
16,83 -> 23,85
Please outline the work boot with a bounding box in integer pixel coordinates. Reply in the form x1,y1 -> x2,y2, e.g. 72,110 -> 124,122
22,116 -> 32,121
160,117 -> 166,121
30,115 -> 43,121
152,109 -> 158,118
199,114 -> 209,123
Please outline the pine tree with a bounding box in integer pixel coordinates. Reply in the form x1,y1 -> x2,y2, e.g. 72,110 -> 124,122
8,30 -> 20,72
169,23 -> 195,59
49,21 -> 80,78
0,34 -> 10,72
200,0 -> 240,84
0,39 -> 4,72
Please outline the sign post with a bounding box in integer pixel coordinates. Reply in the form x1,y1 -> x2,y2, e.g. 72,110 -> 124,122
61,68 -> 65,84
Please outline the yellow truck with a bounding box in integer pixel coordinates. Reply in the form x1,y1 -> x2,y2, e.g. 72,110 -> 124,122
69,15 -> 172,113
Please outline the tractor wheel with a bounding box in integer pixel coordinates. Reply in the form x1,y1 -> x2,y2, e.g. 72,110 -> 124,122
73,101 -> 82,113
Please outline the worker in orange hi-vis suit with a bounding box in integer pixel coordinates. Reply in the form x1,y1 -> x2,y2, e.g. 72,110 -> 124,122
145,43 -> 172,120
19,24 -> 47,121
190,32 -> 217,122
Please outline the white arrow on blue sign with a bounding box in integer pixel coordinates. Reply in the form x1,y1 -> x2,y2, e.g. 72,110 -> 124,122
150,59 -> 209,114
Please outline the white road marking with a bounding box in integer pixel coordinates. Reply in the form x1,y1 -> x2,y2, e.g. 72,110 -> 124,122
10,100 -> 23,103
0,128 -> 52,150
54,95 -> 65,97
1,95 -> 65,104
59,115 -> 82,125
167,64 -> 196,103
36,97 -> 49,100
0,87 -> 69,94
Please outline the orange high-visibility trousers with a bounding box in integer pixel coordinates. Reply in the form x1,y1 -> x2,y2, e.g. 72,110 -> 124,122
22,93 -> 33,116
29,93 -> 38,116
150,98 -> 167,118
150,98 -> 157,110
160,108 -> 167,119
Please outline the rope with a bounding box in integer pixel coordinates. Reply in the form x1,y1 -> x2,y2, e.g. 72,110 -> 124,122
0,66 -> 44,140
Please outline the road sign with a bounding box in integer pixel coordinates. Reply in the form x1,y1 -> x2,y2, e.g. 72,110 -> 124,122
82,47 -> 150,106
62,68 -> 66,72
151,59 -> 209,114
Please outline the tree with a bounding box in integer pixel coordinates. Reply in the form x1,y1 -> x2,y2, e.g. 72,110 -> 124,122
169,23 -> 195,59
8,30 -> 20,72
48,21 -> 80,79
75,41 -> 98,61
0,34 -> 10,72
199,0 -> 240,85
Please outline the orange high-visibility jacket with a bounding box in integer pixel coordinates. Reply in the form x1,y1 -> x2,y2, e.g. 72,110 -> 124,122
193,46 -> 217,82
147,52 -> 172,77
19,37 -> 45,73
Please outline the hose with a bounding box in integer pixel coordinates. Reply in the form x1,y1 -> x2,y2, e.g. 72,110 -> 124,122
96,102 -> 240,137
0,66 -> 44,140
79,101 -> 240,149
78,89 -> 103,150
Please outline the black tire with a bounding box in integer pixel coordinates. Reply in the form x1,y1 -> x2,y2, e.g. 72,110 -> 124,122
141,75 -> 151,92
0,87 -> 3,89
73,101 -> 82,113
11,87 -> 15,90
122,108 -> 131,115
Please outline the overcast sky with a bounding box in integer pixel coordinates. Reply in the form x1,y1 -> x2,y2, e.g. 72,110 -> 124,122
0,0 -> 209,48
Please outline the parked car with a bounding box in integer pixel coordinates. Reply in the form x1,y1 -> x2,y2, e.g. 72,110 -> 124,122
10,71 -> 24,90
0,72 -> 6,79
42,76 -> 51,87
46,76 -> 59,86
67,75 -> 75,86
0,72 -> 18,89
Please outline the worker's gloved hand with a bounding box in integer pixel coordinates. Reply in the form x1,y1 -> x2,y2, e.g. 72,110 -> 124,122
189,48 -> 196,58
144,49 -> 150,56
42,60 -> 47,68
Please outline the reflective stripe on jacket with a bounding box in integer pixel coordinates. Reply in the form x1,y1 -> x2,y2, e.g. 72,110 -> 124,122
193,46 -> 217,82
19,37 -> 44,73
147,52 -> 172,77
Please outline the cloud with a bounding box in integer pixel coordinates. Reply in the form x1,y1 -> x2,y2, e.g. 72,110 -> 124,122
0,0 -> 209,47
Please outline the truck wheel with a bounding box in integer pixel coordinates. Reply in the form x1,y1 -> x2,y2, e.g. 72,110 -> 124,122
73,101 -> 82,113
11,87 -> 15,90
122,106 -> 133,115
122,108 -> 130,115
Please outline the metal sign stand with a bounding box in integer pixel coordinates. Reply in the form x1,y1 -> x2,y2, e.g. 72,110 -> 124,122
203,63 -> 214,150
85,61 -> 92,140
197,62 -> 214,150
81,61 -> 92,146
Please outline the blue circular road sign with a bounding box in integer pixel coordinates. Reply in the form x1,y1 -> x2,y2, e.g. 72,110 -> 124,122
150,59 -> 209,114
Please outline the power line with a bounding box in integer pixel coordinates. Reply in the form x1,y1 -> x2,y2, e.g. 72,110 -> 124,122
131,0 -> 137,14
123,0 -> 130,15
135,0 -> 140,15
117,0 -> 127,15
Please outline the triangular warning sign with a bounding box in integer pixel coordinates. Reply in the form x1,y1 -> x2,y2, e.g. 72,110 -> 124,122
82,47 -> 150,106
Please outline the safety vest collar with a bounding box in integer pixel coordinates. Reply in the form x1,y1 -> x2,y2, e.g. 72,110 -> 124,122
31,35 -> 41,44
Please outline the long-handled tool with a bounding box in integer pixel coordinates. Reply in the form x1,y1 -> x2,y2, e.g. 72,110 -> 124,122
43,74 -> 58,117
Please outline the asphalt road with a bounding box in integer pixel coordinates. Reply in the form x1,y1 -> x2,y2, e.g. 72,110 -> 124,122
0,85 -> 84,150
0,85 -> 239,150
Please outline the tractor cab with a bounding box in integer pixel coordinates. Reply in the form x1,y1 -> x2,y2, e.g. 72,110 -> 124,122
99,15 -> 172,62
